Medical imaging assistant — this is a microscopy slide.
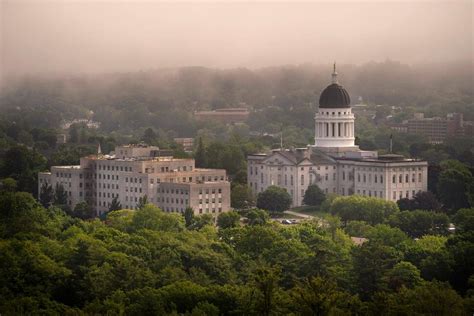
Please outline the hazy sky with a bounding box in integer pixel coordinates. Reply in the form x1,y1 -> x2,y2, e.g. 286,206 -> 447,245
1,0 -> 472,76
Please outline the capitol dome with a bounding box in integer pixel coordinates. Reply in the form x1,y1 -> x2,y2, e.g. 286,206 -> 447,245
319,83 -> 351,108
314,64 -> 356,148
318,64 -> 351,109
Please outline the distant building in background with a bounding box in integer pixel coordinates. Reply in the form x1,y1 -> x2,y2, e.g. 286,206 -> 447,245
406,112 -> 465,143
61,119 -> 101,129
351,103 -> 376,119
174,137 -> 194,153
387,123 -> 408,133
56,134 -> 67,145
194,107 -> 250,124
248,66 -> 428,207
39,144 -> 231,216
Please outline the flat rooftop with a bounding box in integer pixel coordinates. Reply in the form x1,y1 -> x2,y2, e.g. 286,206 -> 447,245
85,155 -> 192,162
336,154 -> 425,164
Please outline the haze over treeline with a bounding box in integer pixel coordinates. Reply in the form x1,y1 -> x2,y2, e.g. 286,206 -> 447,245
1,0 -> 472,80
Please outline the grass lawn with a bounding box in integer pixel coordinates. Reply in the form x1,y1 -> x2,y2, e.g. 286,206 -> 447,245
289,206 -> 330,218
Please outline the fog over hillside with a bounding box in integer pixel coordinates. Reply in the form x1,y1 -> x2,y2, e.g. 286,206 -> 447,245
1,0 -> 472,80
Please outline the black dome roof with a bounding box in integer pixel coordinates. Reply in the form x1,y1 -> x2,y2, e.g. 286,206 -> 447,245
319,83 -> 351,108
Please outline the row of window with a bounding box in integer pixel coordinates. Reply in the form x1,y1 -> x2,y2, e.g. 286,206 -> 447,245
96,164 -> 132,172
356,189 -> 384,198
391,173 -> 422,184
357,173 -> 384,183
99,183 -> 119,190
97,173 -> 119,180
198,207 -> 223,214
145,165 -> 193,173
150,175 -> 225,184
159,188 -> 189,195
161,197 -> 189,204
199,198 -> 223,204
198,188 -> 223,194
393,190 -> 420,200
125,177 -> 143,183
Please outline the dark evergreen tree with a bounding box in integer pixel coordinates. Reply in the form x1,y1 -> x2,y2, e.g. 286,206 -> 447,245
72,201 -> 95,220
39,183 -> 54,208
184,207 -> 195,228
256,186 -> 292,213
137,195 -> 148,209
142,128 -> 157,145
53,183 -> 68,206
108,195 -> 122,212
303,184 -> 326,206
217,211 -> 240,229
194,137 -> 207,168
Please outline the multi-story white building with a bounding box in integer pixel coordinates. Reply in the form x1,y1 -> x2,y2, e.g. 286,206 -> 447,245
248,65 -> 428,206
39,144 -> 231,216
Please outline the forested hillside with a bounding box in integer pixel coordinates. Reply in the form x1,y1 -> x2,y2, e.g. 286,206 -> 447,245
1,187 -> 473,314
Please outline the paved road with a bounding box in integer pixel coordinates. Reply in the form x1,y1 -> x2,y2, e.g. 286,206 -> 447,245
284,210 -> 315,219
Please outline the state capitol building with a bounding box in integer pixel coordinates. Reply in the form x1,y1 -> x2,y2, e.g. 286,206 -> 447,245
247,66 -> 428,207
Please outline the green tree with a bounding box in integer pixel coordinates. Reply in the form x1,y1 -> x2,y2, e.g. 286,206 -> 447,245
303,184 -> 326,206
256,186 -> 292,213
452,208 -> 474,234
245,208 -> 270,225
72,201 -> 95,220
131,204 -> 184,232
253,266 -> 281,316
108,196 -> 122,212
437,160 -> 473,211
0,191 -> 49,237
1,178 -> 17,192
330,195 -> 399,225
447,230 -> 474,293
142,127 -> 157,145
231,184 -> 255,209
53,183 -> 68,206
388,210 -> 450,238
352,241 -> 402,299
69,123 -> 80,143
382,261 -> 422,291
39,183 -> 54,208
397,191 -> 442,211
184,207 -> 195,228
378,281 -> 465,315
1,145 -> 46,194
195,137 -> 207,168
189,214 -> 214,230
137,195 -> 148,209
217,211 -> 240,229
290,277 -> 357,315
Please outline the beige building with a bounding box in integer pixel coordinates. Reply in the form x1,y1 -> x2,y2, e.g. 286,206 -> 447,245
39,144 -> 231,216
248,66 -> 428,206
174,137 -> 194,153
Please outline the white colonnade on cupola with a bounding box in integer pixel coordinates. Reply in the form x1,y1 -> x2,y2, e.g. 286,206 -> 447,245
314,108 -> 355,147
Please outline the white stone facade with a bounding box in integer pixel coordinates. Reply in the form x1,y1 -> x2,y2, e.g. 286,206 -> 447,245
248,149 -> 428,207
247,68 -> 428,207
314,107 -> 355,148
39,145 -> 231,216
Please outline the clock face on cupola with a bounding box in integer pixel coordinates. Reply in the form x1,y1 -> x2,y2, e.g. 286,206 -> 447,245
314,64 -> 356,148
